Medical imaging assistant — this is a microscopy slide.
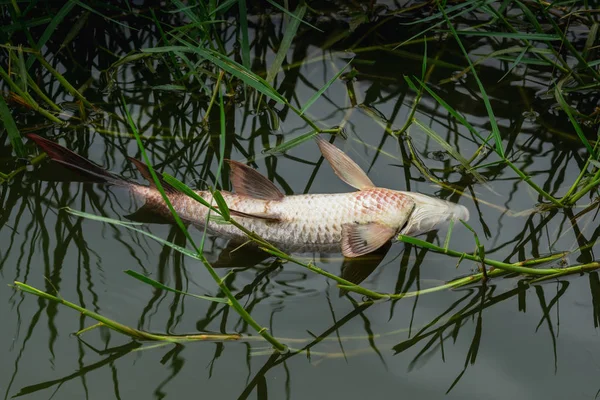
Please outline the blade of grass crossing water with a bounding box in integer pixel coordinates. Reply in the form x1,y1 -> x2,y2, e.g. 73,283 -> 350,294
238,0 -> 251,69
438,3 -> 504,159
12,281 -> 240,342
125,270 -> 229,303
265,129 -> 319,154
411,76 -> 482,141
452,31 -> 560,41
25,1 -> 76,69
266,3 -> 306,85
0,94 -> 25,156
300,60 -> 351,115
120,95 -> 288,353
144,45 -> 287,105
412,118 -> 487,184
265,0 -> 323,32
555,84 -> 595,158
35,53 -> 93,108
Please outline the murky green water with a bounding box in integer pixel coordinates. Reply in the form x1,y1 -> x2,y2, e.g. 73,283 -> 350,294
2,3 -> 600,399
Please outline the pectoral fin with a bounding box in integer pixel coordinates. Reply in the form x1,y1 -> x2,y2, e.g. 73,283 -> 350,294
316,137 -> 375,191
341,223 -> 396,258
226,160 -> 284,200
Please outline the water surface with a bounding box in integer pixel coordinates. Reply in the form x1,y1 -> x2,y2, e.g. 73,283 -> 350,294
1,2 -> 599,399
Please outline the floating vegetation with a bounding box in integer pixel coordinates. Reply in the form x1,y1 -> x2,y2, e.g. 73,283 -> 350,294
2,1 -> 600,398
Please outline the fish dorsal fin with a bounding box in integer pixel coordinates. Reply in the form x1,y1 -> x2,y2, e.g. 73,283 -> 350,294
226,160 -> 284,201
128,157 -> 179,194
316,137 -> 375,191
341,223 -> 396,258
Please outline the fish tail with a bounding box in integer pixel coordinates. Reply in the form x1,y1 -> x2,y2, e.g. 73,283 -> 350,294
26,134 -> 129,187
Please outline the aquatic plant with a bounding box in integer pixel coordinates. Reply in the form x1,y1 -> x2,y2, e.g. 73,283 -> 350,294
2,1 -> 600,397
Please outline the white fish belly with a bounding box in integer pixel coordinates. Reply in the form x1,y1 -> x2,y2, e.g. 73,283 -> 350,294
180,190 -> 412,253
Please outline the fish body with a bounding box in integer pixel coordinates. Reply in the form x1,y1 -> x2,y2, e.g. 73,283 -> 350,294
139,186 -> 415,254
27,134 -> 469,258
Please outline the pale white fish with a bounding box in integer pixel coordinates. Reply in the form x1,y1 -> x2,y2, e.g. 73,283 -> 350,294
28,134 -> 469,258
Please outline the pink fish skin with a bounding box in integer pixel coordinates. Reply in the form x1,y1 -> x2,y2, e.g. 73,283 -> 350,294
27,134 -> 469,258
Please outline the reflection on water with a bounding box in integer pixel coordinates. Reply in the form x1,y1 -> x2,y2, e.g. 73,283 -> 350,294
1,2 -> 600,399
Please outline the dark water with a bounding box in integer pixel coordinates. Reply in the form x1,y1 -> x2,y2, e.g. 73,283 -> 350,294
2,3 -> 600,399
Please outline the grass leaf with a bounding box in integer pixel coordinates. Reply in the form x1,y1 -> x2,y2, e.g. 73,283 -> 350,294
0,94 -> 25,157
212,190 -> 231,221
412,118 -> 487,184
453,31 -> 560,41
125,270 -> 229,303
265,129 -> 318,154
555,85 -> 595,158
265,0 -> 323,32
438,3 -> 504,159
238,0 -> 251,69
143,45 -> 288,105
25,1 -> 76,68
300,60 -> 351,115
266,2 -> 306,85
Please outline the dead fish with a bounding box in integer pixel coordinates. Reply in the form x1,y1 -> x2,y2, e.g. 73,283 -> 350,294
27,134 -> 469,258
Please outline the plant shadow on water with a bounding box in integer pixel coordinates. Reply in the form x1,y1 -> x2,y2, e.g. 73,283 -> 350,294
1,1 -> 600,399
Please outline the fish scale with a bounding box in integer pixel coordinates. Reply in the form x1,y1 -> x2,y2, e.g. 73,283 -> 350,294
147,188 -> 415,253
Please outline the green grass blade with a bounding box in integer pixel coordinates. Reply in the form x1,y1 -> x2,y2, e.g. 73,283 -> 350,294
64,207 -> 200,258
69,0 -> 135,30
397,0 -> 481,25
497,46 -> 529,82
300,60 -> 351,115
15,48 -> 27,92
12,281 -> 240,342
143,45 -> 288,105
238,0 -> 251,69
452,31 -> 560,41
210,0 -> 237,16
265,129 -> 318,154
410,76 -> 483,141
212,190 -> 231,221
35,53 -> 93,108
438,3 -> 504,159
555,85 -> 595,158
124,270 -> 229,303
25,1 -> 76,68
59,10 -> 90,51
265,0 -> 323,32
266,2 -> 306,85
412,118 -> 486,184
0,94 -> 25,157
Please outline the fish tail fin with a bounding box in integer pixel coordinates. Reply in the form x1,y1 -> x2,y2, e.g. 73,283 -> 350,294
27,134 -> 128,186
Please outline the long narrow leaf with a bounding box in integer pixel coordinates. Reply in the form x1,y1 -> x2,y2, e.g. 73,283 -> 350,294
125,270 -> 229,303
266,3 -> 306,85
0,94 -> 25,156
300,60 -> 351,115
238,0 -> 251,69
26,1 -> 76,68
439,4 -> 504,158
143,45 -> 288,105
265,0 -> 323,32
265,130 -> 319,154
412,118 -> 486,184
